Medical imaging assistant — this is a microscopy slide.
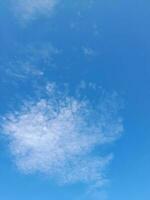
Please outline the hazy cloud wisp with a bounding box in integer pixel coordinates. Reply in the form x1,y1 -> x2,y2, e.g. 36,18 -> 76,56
11,0 -> 58,22
2,83 -> 123,186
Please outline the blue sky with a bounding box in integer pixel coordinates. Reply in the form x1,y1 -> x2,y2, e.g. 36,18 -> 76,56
0,0 -> 150,200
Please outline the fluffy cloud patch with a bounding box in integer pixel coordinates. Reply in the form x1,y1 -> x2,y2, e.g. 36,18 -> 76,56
11,0 -> 58,22
2,83 -> 123,186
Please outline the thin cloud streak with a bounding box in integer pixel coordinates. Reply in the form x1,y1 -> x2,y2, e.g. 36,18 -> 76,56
1,43 -> 60,83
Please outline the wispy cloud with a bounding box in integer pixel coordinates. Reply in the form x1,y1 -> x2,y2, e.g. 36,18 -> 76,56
1,43 -> 60,83
82,47 -> 97,57
2,83 -> 123,186
11,0 -> 59,23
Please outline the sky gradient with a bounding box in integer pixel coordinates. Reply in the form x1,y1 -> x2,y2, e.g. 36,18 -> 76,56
0,0 -> 150,200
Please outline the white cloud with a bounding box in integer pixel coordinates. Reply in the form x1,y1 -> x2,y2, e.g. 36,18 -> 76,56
2,83 -> 123,186
3,43 -> 60,81
11,0 -> 58,22
82,47 -> 96,57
